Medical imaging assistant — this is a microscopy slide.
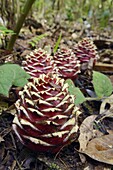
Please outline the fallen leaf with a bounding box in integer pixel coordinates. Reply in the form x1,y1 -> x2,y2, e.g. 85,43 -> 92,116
10,160 -> 16,170
0,136 -> 4,143
84,162 -> 111,170
78,115 -> 98,152
100,94 -> 113,118
83,134 -> 113,165
78,115 -> 107,164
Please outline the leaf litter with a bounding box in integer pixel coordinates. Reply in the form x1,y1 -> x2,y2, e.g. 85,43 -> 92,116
78,100 -> 113,167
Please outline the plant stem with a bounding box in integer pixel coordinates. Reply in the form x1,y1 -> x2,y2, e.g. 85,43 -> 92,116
85,97 -> 101,101
7,0 -> 36,51
85,96 -> 111,101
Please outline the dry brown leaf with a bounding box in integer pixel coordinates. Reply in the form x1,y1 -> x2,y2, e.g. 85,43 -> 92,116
78,115 -> 113,166
83,134 -> 113,165
84,162 -> 111,170
10,160 -> 16,170
78,115 -> 98,152
0,136 -> 4,142
99,94 -> 113,117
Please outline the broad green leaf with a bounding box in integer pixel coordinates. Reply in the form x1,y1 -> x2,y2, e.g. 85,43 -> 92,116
11,64 -> 30,87
65,79 -> 86,105
14,78 -> 29,87
0,67 -> 13,96
73,87 -> 86,105
0,64 -> 30,96
92,71 -> 113,98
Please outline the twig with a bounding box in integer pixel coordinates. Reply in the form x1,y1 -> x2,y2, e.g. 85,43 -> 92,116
13,154 -> 24,170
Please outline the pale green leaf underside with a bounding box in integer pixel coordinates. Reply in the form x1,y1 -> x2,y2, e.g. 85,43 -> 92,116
92,71 -> 113,98
65,79 -> 86,105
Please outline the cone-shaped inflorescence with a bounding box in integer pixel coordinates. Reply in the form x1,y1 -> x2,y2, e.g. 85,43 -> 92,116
12,74 -> 80,153
53,48 -> 80,80
73,38 -> 99,63
22,48 -> 54,78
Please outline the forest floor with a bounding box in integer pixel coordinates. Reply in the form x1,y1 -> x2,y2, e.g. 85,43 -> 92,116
0,18 -> 113,170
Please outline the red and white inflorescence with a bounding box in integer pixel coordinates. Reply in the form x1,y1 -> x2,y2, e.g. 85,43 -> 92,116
73,37 -> 99,63
13,37 -> 98,153
12,74 -> 80,153
22,48 -> 54,78
53,48 -> 81,80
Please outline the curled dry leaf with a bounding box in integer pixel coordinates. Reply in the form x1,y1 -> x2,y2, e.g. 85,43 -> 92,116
82,134 -> 113,165
78,113 -> 113,165
100,94 -> 113,118
78,115 -> 98,152
0,136 -> 4,143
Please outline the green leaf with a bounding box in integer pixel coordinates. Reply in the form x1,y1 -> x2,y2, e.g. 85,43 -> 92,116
0,26 -> 15,35
14,78 -> 29,87
53,32 -> 62,54
65,79 -> 86,105
92,71 -> 113,98
11,64 -> 30,87
73,87 -> 86,105
29,33 -> 48,47
0,64 -> 30,96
